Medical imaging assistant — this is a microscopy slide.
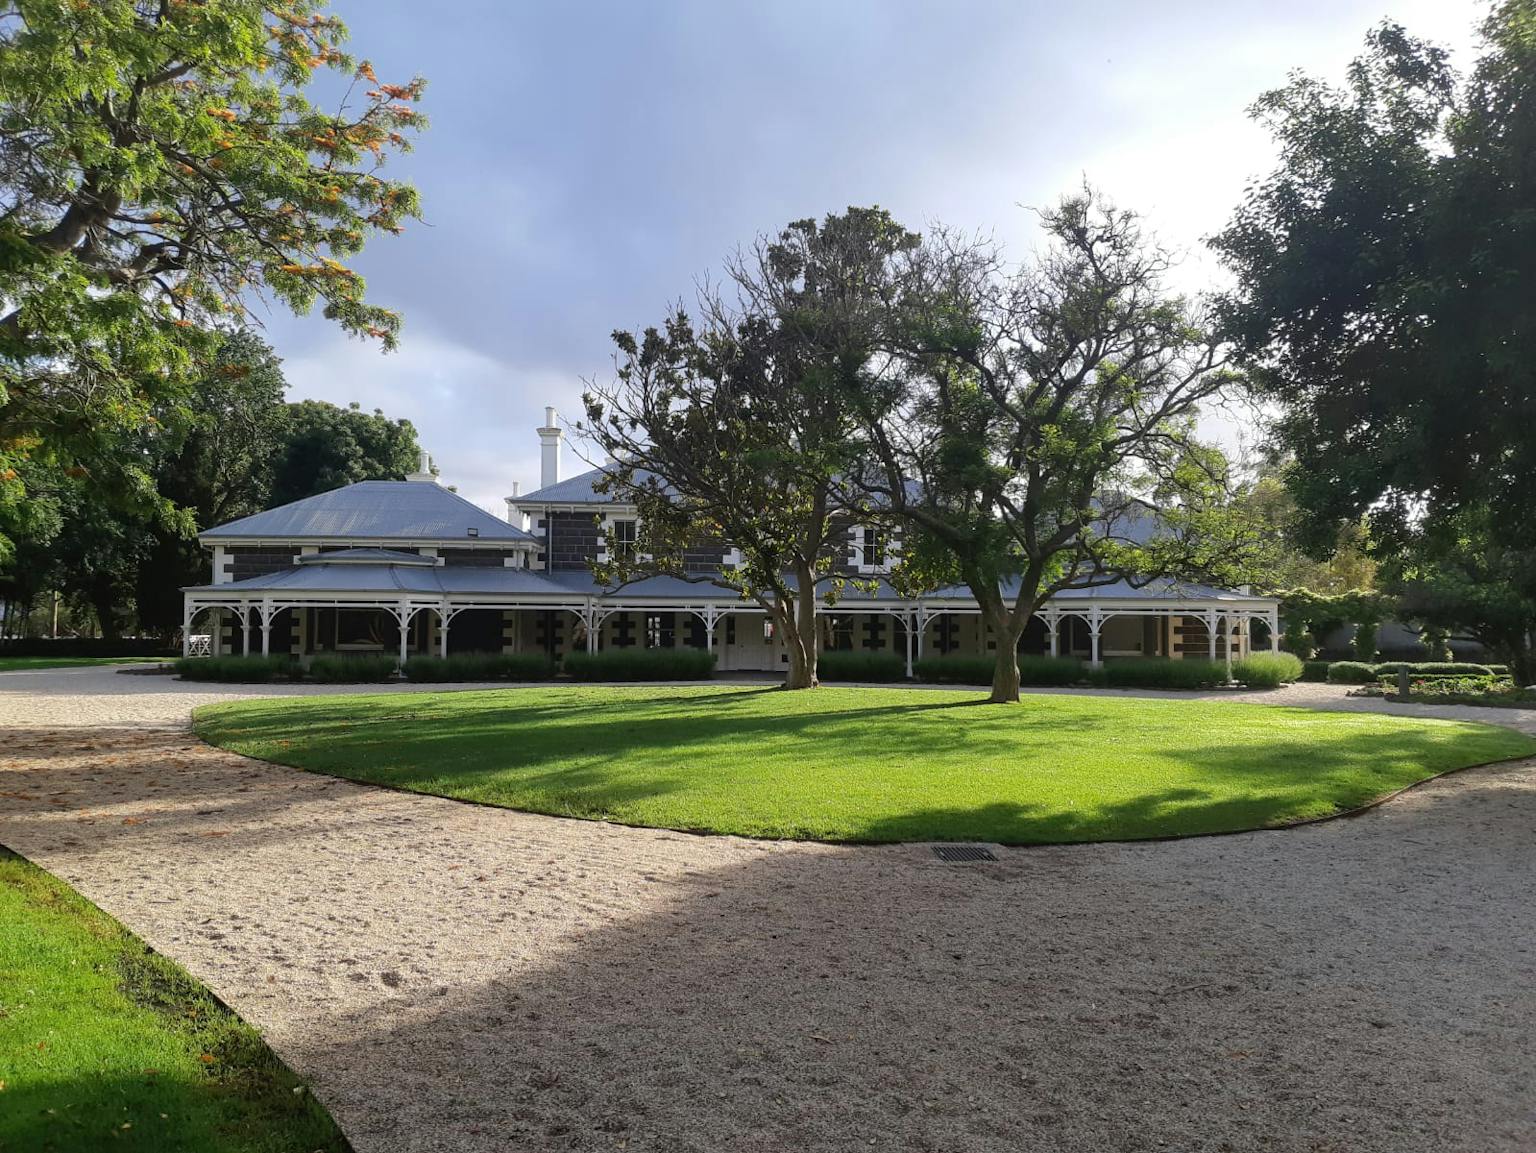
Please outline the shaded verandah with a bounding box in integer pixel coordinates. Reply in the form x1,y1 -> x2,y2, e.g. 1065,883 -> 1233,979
183,587 -> 1281,676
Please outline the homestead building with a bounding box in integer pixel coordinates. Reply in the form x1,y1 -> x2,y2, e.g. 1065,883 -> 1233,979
181,408 -> 1281,672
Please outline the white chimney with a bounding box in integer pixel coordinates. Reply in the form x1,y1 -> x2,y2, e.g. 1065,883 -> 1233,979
538,406 -> 562,489
406,448 -> 438,483
503,482 -> 523,526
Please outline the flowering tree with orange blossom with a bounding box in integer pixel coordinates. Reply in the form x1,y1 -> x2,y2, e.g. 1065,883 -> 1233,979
0,0 -> 425,556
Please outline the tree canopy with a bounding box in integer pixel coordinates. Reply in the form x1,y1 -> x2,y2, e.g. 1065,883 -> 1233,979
0,0 -> 424,558
855,191 -> 1262,701
1212,1 -> 1536,554
582,208 -> 917,689
1213,1 -> 1536,678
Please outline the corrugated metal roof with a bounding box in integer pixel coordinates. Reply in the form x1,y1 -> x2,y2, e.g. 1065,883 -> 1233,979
518,464 -> 652,505
296,548 -> 436,565
201,481 -> 535,542
184,564 -> 575,597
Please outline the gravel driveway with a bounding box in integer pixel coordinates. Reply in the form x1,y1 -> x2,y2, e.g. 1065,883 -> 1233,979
1,665 -> 1533,1152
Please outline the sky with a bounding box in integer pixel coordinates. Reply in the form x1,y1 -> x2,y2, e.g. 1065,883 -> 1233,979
261,0 -> 1485,513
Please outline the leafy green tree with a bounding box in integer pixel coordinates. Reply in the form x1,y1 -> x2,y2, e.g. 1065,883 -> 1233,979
583,209 -> 917,689
131,329 -> 288,634
1211,2 -> 1536,553
269,399 -> 421,507
0,0 -> 424,557
1394,509 -> 1536,685
858,190 -> 1262,702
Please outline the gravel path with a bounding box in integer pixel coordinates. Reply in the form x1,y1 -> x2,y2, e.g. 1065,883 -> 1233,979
2,665 -> 1534,1152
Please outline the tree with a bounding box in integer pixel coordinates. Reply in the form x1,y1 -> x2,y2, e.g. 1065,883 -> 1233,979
856,190 -> 1261,702
1393,508 -> 1536,685
582,208 -> 918,689
269,398 -> 421,506
1211,3 -> 1536,554
0,0 -> 425,556
131,328 -> 288,634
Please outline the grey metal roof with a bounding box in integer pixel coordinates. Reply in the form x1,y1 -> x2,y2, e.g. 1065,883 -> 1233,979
184,564 -> 575,597
201,481 -> 536,542
517,464 -> 655,505
297,548 -> 436,566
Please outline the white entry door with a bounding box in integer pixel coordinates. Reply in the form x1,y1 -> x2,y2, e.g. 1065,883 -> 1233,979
719,614 -> 777,671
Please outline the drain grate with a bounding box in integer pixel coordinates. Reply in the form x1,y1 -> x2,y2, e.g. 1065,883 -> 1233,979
931,844 -> 997,863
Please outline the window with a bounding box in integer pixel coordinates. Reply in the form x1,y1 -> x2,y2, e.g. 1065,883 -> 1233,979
645,612 -> 674,649
827,615 -> 855,651
610,519 -> 637,559
861,526 -> 885,568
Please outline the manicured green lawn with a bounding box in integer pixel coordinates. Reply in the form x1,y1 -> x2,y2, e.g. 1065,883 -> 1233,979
0,656 -> 168,672
0,850 -> 348,1153
194,685 -> 1536,844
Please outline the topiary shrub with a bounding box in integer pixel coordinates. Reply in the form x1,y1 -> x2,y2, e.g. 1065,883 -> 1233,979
817,651 -> 906,682
1232,651 -> 1304,688
1326,661 -> 1378,684
564,648 -> 715,681
1301,660 -> 1332,682
308,654 -> 397,683
403,653 -> 557,682
1089,659 -> 1226,690
174,654 -> 300,682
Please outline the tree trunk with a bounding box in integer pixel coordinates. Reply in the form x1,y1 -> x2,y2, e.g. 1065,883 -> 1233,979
777,565 -> 821,690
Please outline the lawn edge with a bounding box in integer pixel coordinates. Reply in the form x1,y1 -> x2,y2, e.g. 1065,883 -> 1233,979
188,702 -> 1536,850
0,843 -> 356,1153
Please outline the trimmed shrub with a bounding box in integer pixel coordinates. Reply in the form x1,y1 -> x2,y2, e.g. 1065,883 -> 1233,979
1089,659 -> 1226,690
174,655 -> 300,683
564,647 -> 716,681
2,637 -> 175,658
914,655 -> 1086,686
1232,651 -> 1304,688
403,652 -> 557,683
308,654 -> 397,683
914,657 -> 995,685
1373,661 -> 1495,678
1326,661 -> 1379,684
1301,660 -> 1332,682
817,651 -> 906,682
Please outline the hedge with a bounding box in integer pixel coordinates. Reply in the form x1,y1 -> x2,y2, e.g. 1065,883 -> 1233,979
1331,660 -> 1498,684
1326,661 -> 1380,684
817,651 -> 906,682
1372,661 -> 1495,678
3,637 -> 175,658
1300,660 -> 1332,682
913,655 -> 1086,686
1231,651 -> 1304,688
563,648 -> 716,681
174,655 -> 301,682
1088,659 -> 1227,690
308,654 -> 399,683
403,653 -> 557,683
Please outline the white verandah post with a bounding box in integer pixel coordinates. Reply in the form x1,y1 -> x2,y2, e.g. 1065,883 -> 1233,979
904,608 -> 915,679
259,599 -> 273,656
438,603 -> 451,658
1047,611 -> 1060,658
1089,606 -> 1104,668
704,606 -> 717,654
397,602 -> 410,667
585,604 -> 598,653
240,603 -> 253,656
181,602 -> 194,657
1269,608 -> 1280,653
1205,610 -> 1218,663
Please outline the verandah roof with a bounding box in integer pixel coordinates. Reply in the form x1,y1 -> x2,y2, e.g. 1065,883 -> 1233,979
183,561 -> 1275,607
